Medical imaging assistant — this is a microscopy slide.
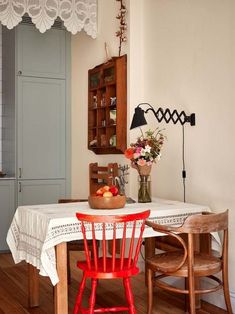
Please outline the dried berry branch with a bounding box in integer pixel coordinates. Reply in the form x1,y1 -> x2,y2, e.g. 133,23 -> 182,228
116,0 -> 127,56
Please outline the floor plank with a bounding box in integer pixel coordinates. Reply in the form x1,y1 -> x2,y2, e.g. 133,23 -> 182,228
0,252 -> 227,314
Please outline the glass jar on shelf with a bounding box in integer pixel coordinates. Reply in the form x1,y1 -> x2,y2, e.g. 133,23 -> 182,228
93,95 -> 97,108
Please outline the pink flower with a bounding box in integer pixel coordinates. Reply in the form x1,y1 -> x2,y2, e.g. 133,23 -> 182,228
137,159 -> 146,166
135,146 -> 142,154
133,152 -> 140,159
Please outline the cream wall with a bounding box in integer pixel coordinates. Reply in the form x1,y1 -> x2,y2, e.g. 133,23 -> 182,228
142,0 -> 235,309
72,0 -> 235,309
71,0 -> 129,198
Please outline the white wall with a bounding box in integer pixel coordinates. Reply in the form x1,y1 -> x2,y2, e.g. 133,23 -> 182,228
142,0 -> 235,309
71,0 -> 129,198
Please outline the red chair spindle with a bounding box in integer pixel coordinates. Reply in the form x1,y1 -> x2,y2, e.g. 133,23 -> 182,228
91,222 -> 98,271
128,220 -> 136,268
133,220 -> 145,266
81,222 -> 91,270
102,222 -> 106,272
112,223 -> 117,271
120,222 -> 127,270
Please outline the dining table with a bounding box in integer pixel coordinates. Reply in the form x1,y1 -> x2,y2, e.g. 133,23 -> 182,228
6,197 -> 215,314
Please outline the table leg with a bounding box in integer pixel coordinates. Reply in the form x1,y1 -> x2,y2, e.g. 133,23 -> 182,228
28,264 -> 39,307
144,237 -> 156,285
54,242 -> 68,314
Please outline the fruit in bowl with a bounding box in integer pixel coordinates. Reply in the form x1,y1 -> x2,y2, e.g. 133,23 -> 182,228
89,185 -> 126,209
96,185 -> 118,197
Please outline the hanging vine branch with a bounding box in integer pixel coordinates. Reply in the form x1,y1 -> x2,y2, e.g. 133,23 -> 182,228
116,0 -> 127,56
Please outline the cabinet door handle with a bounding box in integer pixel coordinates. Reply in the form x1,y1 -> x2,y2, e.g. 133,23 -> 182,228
19,182 -> 22,193
19,168 -> 22,178
18,70 -> 22,75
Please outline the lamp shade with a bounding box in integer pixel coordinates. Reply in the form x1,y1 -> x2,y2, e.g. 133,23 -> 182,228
130,107 -> 147,129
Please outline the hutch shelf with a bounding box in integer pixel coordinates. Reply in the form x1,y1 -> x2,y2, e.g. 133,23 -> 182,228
88,55 -> 127,154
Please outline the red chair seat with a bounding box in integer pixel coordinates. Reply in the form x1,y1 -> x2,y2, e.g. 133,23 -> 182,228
78,257 -> 140,278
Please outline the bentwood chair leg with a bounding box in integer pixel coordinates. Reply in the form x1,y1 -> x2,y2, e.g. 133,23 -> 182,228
222,263 -> 233,312
123,277 -> 136,314
73,274 -> 86,314
147,268 -> 153,314
89,278 -> 97,314
184,278 -> 189,313
188,275 -> 196,314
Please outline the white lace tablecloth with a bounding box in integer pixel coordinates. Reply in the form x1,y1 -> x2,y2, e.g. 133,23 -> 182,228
7,198 -> 212,285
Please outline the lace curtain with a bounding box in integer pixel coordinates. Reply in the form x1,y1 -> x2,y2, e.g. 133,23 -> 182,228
0,0 -> 97,38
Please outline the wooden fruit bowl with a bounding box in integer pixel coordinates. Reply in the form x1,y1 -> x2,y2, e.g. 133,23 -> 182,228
88,195 -> 126,209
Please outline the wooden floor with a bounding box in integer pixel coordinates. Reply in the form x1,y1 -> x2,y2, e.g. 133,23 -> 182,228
0,252 -> 227,314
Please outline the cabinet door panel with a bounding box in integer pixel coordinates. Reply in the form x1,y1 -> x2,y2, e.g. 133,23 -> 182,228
17,180 -> 65,206
17,25 -> 66,79
0,180 -> 15,251
18,77 -> 66,179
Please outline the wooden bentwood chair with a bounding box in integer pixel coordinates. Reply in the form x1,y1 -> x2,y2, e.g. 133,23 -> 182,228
73,210 -> 150,314
146,210 -> 233,314
89,162 -> 118,195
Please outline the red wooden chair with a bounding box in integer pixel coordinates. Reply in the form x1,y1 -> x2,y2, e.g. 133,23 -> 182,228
73,210 -> 150,314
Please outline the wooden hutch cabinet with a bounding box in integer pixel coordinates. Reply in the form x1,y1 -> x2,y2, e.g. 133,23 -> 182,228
88,55 -> 127,154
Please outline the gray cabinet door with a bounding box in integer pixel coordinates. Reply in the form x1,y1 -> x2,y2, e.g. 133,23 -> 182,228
17,76 -> 66,180
17,25 -> 66,79
0,180 -> 15,251
17,179 -> 65,206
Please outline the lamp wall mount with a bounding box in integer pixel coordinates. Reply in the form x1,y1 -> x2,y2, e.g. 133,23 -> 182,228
130,103 -> 196,130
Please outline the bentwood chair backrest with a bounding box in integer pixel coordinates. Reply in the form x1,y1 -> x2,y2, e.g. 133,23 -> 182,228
89,162 -> 118,195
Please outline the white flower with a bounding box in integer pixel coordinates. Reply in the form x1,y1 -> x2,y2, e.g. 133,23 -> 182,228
144,145 -> 151,153
140,148 -> 146,156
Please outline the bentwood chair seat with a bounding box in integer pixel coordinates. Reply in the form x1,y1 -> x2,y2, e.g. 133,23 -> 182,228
146,210 -> 233,314
147,251 -> 222,277
73,210 -> 150,314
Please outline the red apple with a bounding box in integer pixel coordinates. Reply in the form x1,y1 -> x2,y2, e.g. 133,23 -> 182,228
109,185 -> 119,196
103,191 -> 113,197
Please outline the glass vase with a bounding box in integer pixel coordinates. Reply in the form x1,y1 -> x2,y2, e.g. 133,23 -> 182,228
138,175 -> 151,203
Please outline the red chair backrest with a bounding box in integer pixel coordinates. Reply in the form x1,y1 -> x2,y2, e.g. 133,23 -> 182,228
76,210 -> 150,272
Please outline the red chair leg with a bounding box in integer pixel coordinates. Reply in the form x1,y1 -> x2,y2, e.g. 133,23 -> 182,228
123,277 -> 136,314
73,274 -> 87,314
88,278 -> 97,314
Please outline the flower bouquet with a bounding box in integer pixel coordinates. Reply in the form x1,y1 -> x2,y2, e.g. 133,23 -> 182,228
124,128 -> 165,202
